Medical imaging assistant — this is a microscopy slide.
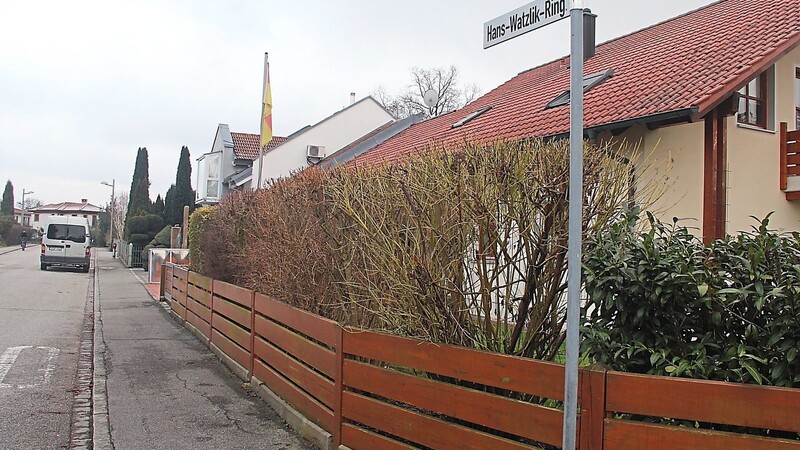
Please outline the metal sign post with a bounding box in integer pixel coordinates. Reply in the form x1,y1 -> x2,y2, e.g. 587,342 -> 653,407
484,1 -> 587,448
563,3 -> 585,449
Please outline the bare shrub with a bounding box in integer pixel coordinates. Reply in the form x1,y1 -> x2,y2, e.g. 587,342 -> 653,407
327,139 -> 638,359
195,139 -> 640,361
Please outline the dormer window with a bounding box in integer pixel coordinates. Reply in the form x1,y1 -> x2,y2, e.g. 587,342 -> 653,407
545,69 -> 614,109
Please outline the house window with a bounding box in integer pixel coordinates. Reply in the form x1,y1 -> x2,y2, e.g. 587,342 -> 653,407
206,153 -> 220,199
34,214 -> 39,221
737,72 -> 768,128
795,67 -> 799,129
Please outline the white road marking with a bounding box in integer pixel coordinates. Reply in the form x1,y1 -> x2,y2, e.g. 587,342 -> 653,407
0,346 -> 60,389
0,346 -> 27,388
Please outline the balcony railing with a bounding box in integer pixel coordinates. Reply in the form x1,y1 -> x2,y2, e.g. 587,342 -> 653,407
780,122 -> 800,200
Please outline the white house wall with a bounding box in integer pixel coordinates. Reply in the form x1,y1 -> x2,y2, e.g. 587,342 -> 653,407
609,45 -> 800,235
254,99 -> 393,187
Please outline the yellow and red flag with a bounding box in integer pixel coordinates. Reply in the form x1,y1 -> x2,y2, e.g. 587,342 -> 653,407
260,54 -> 273,149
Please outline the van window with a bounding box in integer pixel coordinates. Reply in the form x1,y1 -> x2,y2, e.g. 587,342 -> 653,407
47,224 -> 87,243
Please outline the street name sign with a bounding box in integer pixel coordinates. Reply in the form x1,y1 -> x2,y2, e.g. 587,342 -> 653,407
483,0 -> 569,48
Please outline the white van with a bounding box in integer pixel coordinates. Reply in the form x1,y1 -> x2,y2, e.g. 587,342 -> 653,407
40,216 -> 92,272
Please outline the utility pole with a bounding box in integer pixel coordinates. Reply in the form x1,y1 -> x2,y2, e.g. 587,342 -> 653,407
21,189 -> 34,227
101,180 -> 115,247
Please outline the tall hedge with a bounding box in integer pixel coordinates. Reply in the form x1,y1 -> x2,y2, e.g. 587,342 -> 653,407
192,139 -> 637,360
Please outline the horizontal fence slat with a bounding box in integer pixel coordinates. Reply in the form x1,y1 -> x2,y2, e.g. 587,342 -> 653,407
254,314 -> 336,378
787,166 -> 800,176
212,297 -> 252,330
170,300 -> 186,320
212,280 -> 253,308
343,329 -> 565,400
606,372 -> 800,433
174,267 -> 188,282
343,359 -> 563,447
186,310 -> 211,340
186,298 -> 212,324
254,336 -> 335,408
188,272 -> 212,291
342,391 -> 535,450
254,293 -> 339,346
788,129 -> 800,141
341,423 -> 417,450
253,358 -> 336,433
212,312 -> 251,351
187,284 -> 211,308
211,330 -> 250,371
604,419 -> 800,450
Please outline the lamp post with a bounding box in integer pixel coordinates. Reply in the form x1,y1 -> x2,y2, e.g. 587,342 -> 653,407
101,180 -> 115,248
21,189 -> 33,227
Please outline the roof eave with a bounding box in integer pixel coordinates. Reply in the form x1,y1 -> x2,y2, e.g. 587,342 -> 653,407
696,31 -> 800,117
546,107 -> 699,141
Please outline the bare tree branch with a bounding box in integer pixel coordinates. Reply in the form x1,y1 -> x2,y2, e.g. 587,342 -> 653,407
373,65 -> 481,119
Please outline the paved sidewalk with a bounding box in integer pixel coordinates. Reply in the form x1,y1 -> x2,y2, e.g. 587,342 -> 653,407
0,244 -> 22,255
94,250 -> 312,449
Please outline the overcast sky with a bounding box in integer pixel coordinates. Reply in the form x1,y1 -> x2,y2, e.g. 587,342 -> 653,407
0,0 -> 716,209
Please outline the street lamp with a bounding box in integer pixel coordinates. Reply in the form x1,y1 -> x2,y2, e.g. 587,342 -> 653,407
101,180 -> 115,248
21,189 -> 33,227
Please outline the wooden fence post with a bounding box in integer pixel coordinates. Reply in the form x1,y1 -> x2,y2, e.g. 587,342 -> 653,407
333,326 -> 344,448
579,363 -> 609,450
159,262 -> 166,301
248,290 -> 256,380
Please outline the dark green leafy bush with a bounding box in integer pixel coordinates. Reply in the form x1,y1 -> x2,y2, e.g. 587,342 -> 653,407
583,211 -> 800,387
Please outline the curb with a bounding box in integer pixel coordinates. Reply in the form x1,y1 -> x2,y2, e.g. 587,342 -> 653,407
251,376 -> 334,450
92,258 -> 113,449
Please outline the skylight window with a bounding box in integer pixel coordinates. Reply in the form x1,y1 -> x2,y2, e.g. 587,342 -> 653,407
545,69 -> 614,109
452,106 -> 492,128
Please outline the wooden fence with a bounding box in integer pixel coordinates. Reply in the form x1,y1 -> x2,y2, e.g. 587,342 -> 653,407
161,263 -> 800,450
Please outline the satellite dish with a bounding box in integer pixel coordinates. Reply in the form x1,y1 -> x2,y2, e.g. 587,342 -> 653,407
423,89 -> 439,108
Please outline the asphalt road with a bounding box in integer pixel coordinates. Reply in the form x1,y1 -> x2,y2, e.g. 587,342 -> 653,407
0,246 -> 89,449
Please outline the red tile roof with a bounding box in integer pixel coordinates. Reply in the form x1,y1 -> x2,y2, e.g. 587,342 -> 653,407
230,132 -> 287,161
356,0 -> 800,166
32,202 -> 102,213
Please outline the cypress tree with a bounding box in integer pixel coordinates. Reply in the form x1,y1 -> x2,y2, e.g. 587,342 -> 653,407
127,147 -> 151,216
164,184 -> 176,225
172,146 -> 193,223
125,147 -> 152,238
153,194 -> 165,221
0,180 -> 13,216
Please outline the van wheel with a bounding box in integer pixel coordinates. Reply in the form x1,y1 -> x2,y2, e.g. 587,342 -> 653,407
40,263 -> 47,271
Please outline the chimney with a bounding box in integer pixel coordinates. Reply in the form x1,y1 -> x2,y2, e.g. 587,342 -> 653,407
350,92 -> 355,105
81,198 -> 88,204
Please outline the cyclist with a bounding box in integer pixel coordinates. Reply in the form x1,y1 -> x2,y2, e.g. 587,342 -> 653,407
20,230 -> 28,251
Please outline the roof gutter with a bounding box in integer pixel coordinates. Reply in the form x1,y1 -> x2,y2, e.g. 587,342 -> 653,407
547,107 -> 699,141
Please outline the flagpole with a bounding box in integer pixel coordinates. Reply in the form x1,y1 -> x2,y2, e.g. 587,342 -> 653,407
256,52 -> 268,190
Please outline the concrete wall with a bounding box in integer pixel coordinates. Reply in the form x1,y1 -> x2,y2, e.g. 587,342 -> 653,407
253,98 -> 393,187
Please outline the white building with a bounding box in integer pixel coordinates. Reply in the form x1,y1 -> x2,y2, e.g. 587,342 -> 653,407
251,96 -> 394,188
29,200 -> 102,230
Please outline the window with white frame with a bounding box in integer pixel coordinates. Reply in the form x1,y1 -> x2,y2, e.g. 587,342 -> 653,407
205,153 -> 220,199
